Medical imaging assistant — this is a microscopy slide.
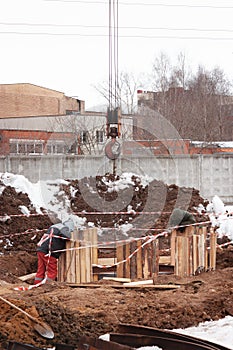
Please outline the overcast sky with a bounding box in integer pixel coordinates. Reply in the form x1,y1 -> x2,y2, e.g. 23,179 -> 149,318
1,0 -> 233,109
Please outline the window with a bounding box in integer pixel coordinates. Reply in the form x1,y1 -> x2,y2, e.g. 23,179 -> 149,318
9,143 -> 18,154
80,131 -> 88,144
96,130 -> 104,143
46,141 -> 66,154
9,140 -> 44,155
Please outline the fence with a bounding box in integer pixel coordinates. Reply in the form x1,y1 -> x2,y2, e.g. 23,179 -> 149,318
1,154 -> 233,203
58,228 -> 98,283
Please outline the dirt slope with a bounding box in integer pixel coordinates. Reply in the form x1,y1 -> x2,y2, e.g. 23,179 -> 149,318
0,174 -> 232,349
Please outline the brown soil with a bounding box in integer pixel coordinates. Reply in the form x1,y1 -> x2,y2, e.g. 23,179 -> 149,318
0,174 -> 232,349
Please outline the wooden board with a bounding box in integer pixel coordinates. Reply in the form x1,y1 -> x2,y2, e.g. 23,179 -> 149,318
18,272 -> 36,281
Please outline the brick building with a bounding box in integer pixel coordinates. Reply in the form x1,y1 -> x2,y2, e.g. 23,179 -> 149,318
0,83 -> 84,118
0,83 -> 134,156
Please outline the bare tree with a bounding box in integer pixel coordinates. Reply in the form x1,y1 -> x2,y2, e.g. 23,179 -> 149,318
187,66 -> 232,141
95,71 -> 140,114
47,114 -> 107,155
147,52 -> 233,142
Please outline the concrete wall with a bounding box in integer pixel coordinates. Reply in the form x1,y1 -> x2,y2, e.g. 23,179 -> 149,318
0,154 -> 232,203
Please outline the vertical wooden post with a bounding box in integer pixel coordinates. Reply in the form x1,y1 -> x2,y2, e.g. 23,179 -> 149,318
125,242 -> 131,278
58,251 -> 66,282
65,232 -> 76,283
136,240 -> 143,279
170,230 -> 177,266
75,240 -> 81,283
192,234 -> 199,274
90,228 -> 98,282
198,230 -> 205,269
209,228 -> 217,270
175,236 -> 189,277
116,242 -> 124,278
130,241 -> 137,280
152,238 -> 159,283
143,243 -> 150,279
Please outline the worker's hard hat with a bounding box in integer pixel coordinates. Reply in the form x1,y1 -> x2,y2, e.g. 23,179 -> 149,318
63,219 -> 75,232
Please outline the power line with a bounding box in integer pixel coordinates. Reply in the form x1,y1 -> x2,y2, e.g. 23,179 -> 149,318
1,21 -> 233,33
1,31 -> 233,41
42,0 -> 233,9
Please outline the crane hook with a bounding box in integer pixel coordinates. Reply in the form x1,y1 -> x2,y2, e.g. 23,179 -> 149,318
105,138 -> 121,160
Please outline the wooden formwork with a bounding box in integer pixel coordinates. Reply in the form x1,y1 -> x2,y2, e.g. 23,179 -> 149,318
116,226 -> 217,280
172,226 -> 217,277
116,238 -> 159,280
58,225 -> 217,283
58,227 -> 98,283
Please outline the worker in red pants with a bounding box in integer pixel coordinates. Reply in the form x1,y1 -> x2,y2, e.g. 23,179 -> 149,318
34,219 -> 74,285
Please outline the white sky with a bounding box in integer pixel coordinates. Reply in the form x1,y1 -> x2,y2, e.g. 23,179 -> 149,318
1,0 -> 233,109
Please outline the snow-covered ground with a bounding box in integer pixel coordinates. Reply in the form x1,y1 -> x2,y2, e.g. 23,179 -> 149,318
101,316 -> 233,349
173,316 -> 233,350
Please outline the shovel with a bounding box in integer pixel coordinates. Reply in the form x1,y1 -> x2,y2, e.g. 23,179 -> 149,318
0,295 -> 54,339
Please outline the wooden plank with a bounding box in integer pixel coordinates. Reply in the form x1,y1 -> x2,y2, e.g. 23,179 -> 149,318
71,241 -> 77,283
198,232 -> 205,269
130,241 -> 137,280
152,238 -> 159,282
65,240 -> 72,282
102,277 -> 131,283
143,246 -> 149,279
116,242 -> 124,278
183,236 -> 189,277
80,241 -> 87,283
188,236 -> 192,276
175,236 -> 183,277
83,230 -> 91,283
75,240 -> 81,284
147,242 -> 152,278
192,235 -> 198,273
18,272 -> 36,281
97,258 -> 116,266
170,230 -> 177,266
91,228 -> 98,282
58,251 -> 66,282
123,280 -> 180,289
209,229 -> 217,270
175,236 -> 189,277
125,242 -> 131,279
184,225 -> 194,237
68,283 -> 181,289
136,240 -> 143,279
159,256 -> 171,264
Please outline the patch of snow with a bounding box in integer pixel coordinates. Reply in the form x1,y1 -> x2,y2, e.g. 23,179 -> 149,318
0,215 -> 10,222
212,195 -> 225,215
19,205 -> 30,216
119,223 -> 133,236
173,316 -> 233,350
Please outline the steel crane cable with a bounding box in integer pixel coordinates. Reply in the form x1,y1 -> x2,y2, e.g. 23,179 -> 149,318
109,0 -> 119,110
113,0 -> 119,108
109,0 -> 112,109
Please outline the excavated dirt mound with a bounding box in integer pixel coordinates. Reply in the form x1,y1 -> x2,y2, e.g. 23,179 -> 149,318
0,174 -> 232,349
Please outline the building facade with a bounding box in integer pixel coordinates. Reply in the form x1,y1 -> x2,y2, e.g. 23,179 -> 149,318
0,84 -> 133,156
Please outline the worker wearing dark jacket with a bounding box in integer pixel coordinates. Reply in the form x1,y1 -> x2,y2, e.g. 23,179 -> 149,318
34,219 -> 74,285
168,208 -> 196,232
